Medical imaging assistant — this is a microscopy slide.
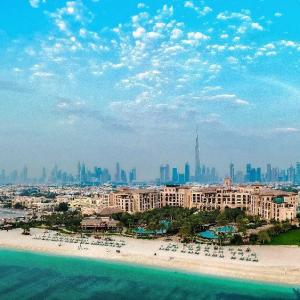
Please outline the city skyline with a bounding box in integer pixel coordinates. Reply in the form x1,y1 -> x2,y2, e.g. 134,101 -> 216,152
1,159 -> 300,185
1,1 -> 300,179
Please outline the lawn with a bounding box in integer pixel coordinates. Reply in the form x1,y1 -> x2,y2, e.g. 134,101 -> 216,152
269,229 -> 300,246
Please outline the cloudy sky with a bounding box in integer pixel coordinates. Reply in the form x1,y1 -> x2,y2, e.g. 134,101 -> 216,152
0,0 -> 300,179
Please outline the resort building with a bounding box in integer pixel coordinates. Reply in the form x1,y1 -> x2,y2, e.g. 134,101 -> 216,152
111,189 -> 161,213
111,190 -> 135,213
12,196 -> 54,212
249,188 -> 297,221
8,181 -> 298,222
161,186 -> 190,207
109,183 -> 297,222
188,186 -> 252,211
132,189 -> 161,212
81,217 -> 119,231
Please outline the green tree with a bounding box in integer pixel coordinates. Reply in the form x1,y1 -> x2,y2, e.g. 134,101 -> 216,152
230,234 -> 243,245
21,224 -> 31,235
216,213 -> 228,226
14,203 -> 25,209
258,231 -> 271,244
55,202 -> 69,212
249,233 -> 258,244
236,215 -> 249,234
179,222 -> 193,241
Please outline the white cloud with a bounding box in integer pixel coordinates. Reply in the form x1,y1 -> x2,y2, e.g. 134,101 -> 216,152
220,34 -> 229,39
274,12 -> 283,17
251,22 -> 263,31
280,40 -> 298,47
137,3 -> 146,9
184,1 -> 194,8
29,0 -> 40,8
170,28 -> 183,39
227,56 -> 239,64
264,43 -> 275,49
133,27 -> 146,39
196,93 -> 249,106
273,127 -> 299,133
187,32 -> 210,40
32,71 -> 55,77
147,31 -> 162,40
184,1 -> 212,16
217,12 -> 251,22
235,99 -> 249,105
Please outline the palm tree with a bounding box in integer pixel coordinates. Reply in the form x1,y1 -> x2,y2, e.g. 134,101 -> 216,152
21,224 -> 31,235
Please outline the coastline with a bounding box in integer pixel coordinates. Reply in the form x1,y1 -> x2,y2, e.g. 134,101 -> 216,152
0,228 -> 300,286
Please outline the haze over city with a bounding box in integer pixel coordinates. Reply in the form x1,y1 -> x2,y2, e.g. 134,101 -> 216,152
1,0 -> 300,179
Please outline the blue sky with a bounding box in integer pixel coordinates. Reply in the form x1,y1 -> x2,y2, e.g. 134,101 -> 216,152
0,0 -> 300,179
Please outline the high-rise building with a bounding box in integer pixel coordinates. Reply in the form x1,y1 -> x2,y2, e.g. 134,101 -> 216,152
129,168 -> 136,183
287,165 -> 295,183
165,164 -> 170,182
178,173 -> 185,184
41,167 -> 47,183
160,165 -> 165,183
160,164 -> 171,183
256,167 -> 262,182
115,162 -> 120,182
184,162 -> 190,183
195,132 -> 201,182
235,171 -> 244,183
266,163 -> 272,182
81,163 -> 86,183
21,166 -> 28,183
295,162 -> 300,185
77,162 -> 81,182
246,163 -> 251,182
229,163 -> 235,183
120,169 -> 127,183
172,167 -> 178,183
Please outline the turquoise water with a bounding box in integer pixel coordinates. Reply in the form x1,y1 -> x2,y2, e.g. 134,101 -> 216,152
0,249 -> 298,300
217,225 -> 236,233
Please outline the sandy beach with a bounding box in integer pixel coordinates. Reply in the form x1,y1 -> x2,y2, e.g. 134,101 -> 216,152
0,228 -> 299,286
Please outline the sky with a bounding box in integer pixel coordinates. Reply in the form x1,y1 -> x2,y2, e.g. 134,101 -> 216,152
0,0 -> 300,179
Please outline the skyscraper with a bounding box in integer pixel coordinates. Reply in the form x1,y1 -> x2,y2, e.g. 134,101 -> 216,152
21,166 -> 28,183
160,165 -> 165,183
229,163 -> 235,183
120,169 -> 127,183
256,167 -> 262,182
266,163 -> 272,182
172,167 -> 178,183
115,162 -> 120,182
195,132 -> 201,182
129,168 -> 136,183
41,167 -> 47,183
77,162 -> 81,182
295,162 -> 300,185
246,163 -> 251,182
165,164 -> 170,182
184,162 -> 190,183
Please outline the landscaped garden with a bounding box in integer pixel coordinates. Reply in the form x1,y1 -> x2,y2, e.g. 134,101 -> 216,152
269,228 -> 300,246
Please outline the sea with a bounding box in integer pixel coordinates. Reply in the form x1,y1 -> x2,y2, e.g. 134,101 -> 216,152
0,249 -> 298,300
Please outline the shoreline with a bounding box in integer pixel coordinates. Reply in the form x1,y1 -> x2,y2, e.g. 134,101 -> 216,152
0,228 -> 300,286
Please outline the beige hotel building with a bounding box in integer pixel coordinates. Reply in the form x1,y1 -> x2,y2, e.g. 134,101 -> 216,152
109,180 -> 297,222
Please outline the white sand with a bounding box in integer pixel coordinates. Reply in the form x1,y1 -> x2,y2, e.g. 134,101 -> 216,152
0,228 -> 299,285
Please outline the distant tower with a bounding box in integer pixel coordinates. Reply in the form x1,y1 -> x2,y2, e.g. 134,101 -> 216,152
195,131 -> 201,182
115,162 -> 120,182
229,163 -> 235,183
184,162 -> 190,183
77,162 -> 81,183
41,167 -> 47,183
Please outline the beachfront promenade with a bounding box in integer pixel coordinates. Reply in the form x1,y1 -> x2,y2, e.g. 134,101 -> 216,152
0,228 -> 299,285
